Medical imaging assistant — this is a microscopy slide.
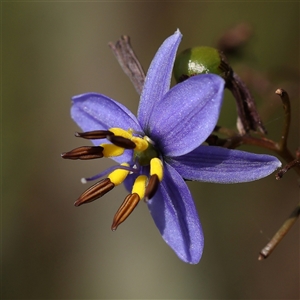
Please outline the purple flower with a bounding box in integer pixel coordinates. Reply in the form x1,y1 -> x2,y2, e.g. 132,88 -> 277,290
62,30 -> 281,264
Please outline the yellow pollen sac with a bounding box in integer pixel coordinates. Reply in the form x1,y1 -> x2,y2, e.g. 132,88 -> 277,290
108,163 -> 130,185
109,128 -> 133,139
131,137 -> 148,151
150,158 -> 164,182
131,175 -> 148,199
101,144 -> 125,157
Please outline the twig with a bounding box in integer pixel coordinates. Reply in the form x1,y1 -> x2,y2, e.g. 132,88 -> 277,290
258,202 -> 300,260
276,89 -> 291,150
108,35 -> 145,95
275,154 -> 300,180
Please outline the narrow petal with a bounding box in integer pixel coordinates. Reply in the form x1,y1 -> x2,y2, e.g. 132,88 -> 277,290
148,74 -> 225,157
138,29 -> 182,130
147,162 -> 203,264
168,145 -> 282,183
71,93 -> 142,163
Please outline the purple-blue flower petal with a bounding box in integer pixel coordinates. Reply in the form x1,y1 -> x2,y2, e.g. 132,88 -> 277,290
168,145 -> 282,183
137,30 -> 182,131
147,162 -> 204,264
71,93 -> 142,163
148,74 -> 225,157
71,93 -> 141,134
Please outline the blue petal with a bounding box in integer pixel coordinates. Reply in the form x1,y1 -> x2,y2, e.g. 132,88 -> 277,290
147,162 -> 204,264
148,74 -> 225,157
138,29 -> 182,131
168,145 -> 282,183
71,93 -> 142,163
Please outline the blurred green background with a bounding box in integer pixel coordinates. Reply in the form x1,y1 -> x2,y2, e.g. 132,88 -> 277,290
2,1 -> 299,299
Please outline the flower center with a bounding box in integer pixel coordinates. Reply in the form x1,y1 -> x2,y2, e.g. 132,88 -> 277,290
62,127 -> 164,230
133,137 -> 159,166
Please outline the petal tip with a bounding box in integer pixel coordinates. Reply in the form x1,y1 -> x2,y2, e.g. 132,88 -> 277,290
175,28 -> 182,36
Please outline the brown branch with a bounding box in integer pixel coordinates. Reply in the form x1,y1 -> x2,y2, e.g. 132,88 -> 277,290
258,202 -> 300,260
109,35 -> 145,95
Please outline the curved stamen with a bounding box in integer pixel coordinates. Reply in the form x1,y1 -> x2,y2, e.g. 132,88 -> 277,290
74,178 -> 115,206
101,143 -> 125,157
109,128 -> 133,139
132,175 -> 148,199
150,158 -> 164,181
144,158 -> 164,200
131,136 -> 148,151
61,146 -> 104,160
111,175 -> 147,230
111,193 -> 140,230
107,135 -> 136,149
145,174 -> 160,201
108,163 -> 130,185
82,164 -> 139,183
75,130 -> 114,139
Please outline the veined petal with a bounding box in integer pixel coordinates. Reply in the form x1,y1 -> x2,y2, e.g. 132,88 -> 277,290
148,74 -> 225,157
168,145 -> 282,183
138,29 -> 182,131
147,162 -> 204,264
71,93 -> 142,163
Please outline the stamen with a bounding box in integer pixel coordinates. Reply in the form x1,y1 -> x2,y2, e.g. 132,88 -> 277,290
150,158 -> 164,181
131,137 -> 148,151
144,174 -> 160,201
107,163 -> 130,185
82,164 -> 137,183
101,144 -> 125,157
111,193 -> 140,230
131,175 -> 148,199
75,130 -> 114,139
74,178 -> 115,206
107,135 -> 136,149
144,158 -> 164,200
61,146 -> 104,160
109,128 -> 132,139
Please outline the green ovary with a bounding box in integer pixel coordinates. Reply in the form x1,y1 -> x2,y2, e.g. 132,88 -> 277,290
133,142 -> 159,166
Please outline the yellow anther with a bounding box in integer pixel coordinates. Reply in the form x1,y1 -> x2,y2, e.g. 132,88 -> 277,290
108,163 -> 130,186
131,137 -> 148,151
131,175 -> 148,199
101,144 -> 125,157
150,158 -> 164,182
109,128 -> 132,139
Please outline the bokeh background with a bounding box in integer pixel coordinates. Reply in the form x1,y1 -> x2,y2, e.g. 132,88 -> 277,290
2,1 -> 299,299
